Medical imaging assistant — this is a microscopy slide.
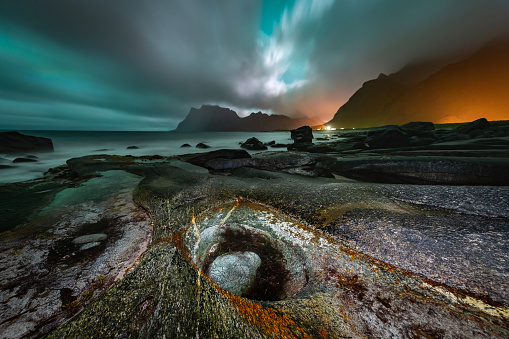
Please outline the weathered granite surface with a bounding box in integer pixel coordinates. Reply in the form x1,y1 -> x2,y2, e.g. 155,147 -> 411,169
0,170 -> 152,338
1,140 -> 508,338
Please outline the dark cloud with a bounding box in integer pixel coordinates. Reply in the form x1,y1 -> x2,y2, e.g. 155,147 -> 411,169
0,0 -> 508,130
272,0 -> 509,119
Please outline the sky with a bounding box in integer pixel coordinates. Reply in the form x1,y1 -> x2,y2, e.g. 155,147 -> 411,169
0,0 -> 508,131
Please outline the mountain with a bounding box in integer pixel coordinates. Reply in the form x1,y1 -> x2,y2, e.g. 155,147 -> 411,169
174,105 -> 323,132
328,42 -> 509,128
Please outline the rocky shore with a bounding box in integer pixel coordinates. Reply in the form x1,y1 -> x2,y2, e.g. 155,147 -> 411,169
1,119 -> 508,338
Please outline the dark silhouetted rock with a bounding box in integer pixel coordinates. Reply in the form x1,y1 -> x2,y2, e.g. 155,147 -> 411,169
13,157 -> 38,163
290,126 -> 313,144
439,132 -> 471,142
456,118 -> 491,135
270,143 -> 288,148
304,145 -> 335,153
187,149 -> 251,167
240,137 -> 267,150
196,143 -> 210,149
190,151 -> 336,178
399,122 -> 435,134
331,156 -> 509,185
334,140 -> 366,152
0,131 -> 53,153
180,143 -> 192,148
127,146 -> 139,149
287,143 -> 310,151
408,135 -> 438,147
366,125 -> 410,149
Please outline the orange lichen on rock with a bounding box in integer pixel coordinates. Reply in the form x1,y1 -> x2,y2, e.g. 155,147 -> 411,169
223,291 -> 308,338
157,229 -> 191,260
318,328 -> 329,338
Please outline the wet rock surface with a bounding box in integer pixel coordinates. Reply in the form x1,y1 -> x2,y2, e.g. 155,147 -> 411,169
0,170 -> 152,338
7,152 -> 498,338
1,124 -> 509,338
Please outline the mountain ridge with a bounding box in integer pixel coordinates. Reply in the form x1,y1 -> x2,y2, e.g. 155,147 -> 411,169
174,105 -> 323,132
328,41 -> 509,128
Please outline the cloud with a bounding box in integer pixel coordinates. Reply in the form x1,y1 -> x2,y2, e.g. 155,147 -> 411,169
0,0 -> 508,129
270,0 -> 509,120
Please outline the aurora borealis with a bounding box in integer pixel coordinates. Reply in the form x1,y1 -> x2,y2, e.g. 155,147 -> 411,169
0,0 -> 508,130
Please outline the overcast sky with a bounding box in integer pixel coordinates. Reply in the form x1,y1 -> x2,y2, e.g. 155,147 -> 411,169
0,0 -> 508,130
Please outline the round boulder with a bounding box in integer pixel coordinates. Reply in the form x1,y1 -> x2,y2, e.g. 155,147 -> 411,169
207,251 -> 261,296
240,137 -> 267,150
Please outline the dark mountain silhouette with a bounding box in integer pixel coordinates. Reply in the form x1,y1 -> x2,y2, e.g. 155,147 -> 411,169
328,41 -> 509,128
174,105 -> 323,132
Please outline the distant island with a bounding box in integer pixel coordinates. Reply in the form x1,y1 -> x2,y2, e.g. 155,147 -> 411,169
174,105 -> 323,132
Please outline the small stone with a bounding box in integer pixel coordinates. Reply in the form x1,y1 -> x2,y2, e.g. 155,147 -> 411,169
79,242 -> 101,251
72,233 -> 108,245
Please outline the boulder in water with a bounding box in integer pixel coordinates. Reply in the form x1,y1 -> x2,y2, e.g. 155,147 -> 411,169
12,157 -> 38,163
240,137 -> 267,150
0,131 -> 53,153
290,126 -> 313,144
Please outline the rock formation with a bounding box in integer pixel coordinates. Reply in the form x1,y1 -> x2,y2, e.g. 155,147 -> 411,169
2,119 -> 509,338
240,137 -> 267,150
174,105 -> 323,132
0,131 -> 54,153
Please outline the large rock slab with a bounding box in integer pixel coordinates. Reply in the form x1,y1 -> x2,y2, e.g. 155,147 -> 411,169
48,197 -> 509,338
331,155 -> 509,185
2,153 -> 508,338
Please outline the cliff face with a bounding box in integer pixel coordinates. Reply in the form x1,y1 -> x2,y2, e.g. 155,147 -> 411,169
328,42 -> 509,128
175,105 -> 323,132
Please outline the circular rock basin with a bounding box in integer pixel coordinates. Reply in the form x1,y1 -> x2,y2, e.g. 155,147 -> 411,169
189,214 -> 307,301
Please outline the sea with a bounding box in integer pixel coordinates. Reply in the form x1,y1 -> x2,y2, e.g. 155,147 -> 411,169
0,130 -> 336,184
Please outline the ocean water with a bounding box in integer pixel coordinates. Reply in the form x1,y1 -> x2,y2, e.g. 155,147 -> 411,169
0,130 -> 336,184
